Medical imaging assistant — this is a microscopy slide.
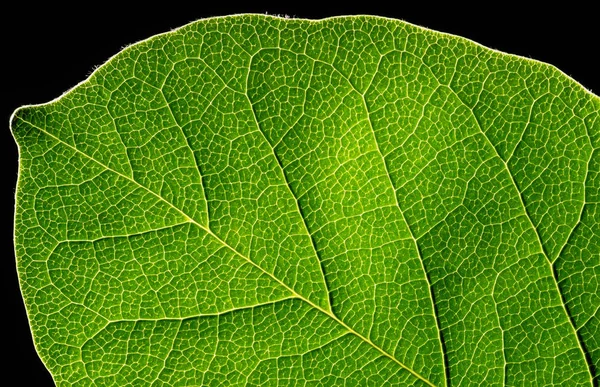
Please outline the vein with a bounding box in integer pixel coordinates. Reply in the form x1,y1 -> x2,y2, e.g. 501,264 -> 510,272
242,57 -> 333,315
157,80 -> 211,227
364,97 -> 450,385
491,267 -> 509,386
150,319 -> 183,386
260,50 -> 449,384
124,234 -> 169,319
578,305 -> 599,332
553,131 -> 596,265
20,117 -> 436,387
320,50 -> 449,386
104,101 -> 135,179
248,46 -> 447,385
189,52 -> 333,314
244,332 -> 351,384
505,92 -> 546,164
79,297 -> 296,364
201,313 -> 221,387
434,72 -> 594,384
50,222 -> 191,244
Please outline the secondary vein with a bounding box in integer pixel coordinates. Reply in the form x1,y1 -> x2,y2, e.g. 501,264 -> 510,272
440,77 -> 595,386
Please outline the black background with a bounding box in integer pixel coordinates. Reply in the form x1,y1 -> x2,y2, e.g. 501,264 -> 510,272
2,4 -> 597,385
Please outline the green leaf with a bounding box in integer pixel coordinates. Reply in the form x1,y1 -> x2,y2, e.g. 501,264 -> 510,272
11,15 -> 599,386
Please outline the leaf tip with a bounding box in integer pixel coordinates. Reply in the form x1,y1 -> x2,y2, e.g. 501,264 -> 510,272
10,105 -> 39,142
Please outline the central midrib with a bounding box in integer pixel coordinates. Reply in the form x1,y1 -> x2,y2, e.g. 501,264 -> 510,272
19,116 -> 437,387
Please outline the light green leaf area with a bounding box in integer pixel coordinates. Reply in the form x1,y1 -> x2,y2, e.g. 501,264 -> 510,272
11,14 -> 599,386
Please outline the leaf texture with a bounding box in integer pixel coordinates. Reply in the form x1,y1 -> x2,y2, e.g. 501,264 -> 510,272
11,15 -> 599,386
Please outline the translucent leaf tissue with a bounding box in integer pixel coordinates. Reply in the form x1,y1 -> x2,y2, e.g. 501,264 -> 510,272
11,15 -> 599,386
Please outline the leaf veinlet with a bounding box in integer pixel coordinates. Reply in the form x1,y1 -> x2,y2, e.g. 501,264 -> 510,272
11,15 -> 599,386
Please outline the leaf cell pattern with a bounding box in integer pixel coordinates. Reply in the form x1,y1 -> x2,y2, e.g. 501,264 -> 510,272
11,15 -> 599,386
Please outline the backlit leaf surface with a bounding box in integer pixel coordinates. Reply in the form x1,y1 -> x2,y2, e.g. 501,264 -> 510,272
11,15 -> 599,386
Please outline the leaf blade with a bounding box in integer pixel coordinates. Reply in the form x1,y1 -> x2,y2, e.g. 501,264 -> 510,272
12,14 -> 599,386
